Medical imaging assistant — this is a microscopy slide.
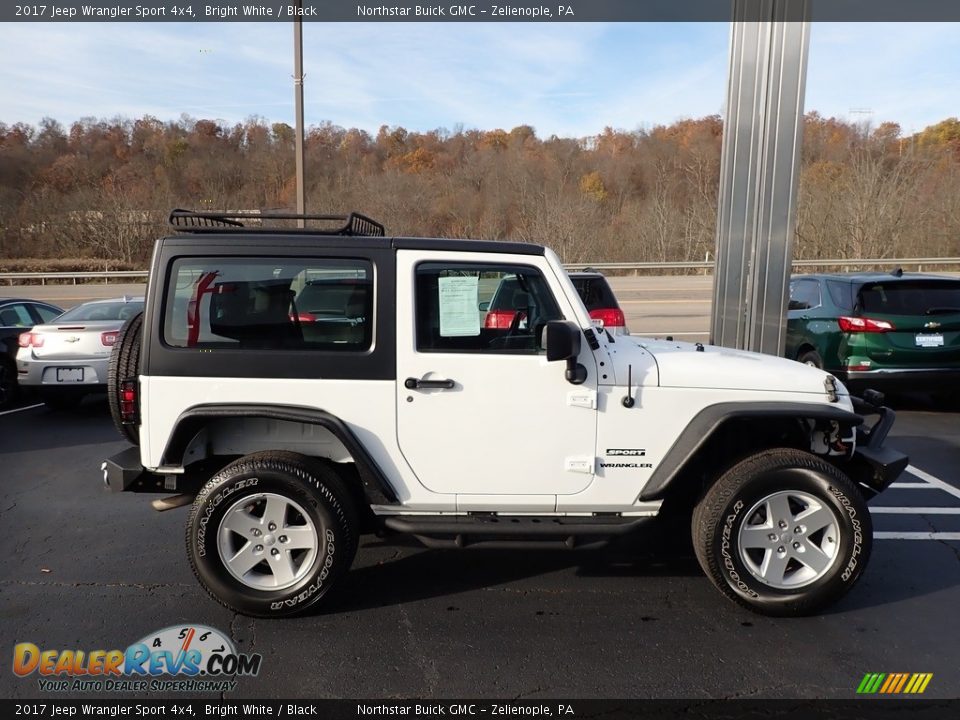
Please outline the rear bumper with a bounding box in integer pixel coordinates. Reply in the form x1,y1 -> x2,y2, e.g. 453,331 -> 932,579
17,355 -> 109,387
838,368 -> 960,393
101,446 -> 149,492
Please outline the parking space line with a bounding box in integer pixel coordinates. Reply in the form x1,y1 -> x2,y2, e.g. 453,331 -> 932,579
871,507 -> 960,514
906,465 -> 960,501
889,483 -> 940,489
0,403 -> 43,417
875,532 -> 960,540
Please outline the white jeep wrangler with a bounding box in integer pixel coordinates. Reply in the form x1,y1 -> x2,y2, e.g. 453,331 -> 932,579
103,210 -> 908,617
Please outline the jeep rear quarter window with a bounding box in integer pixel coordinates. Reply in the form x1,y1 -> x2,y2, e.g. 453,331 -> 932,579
164,257 -> 373,350
414,263 -> 562,353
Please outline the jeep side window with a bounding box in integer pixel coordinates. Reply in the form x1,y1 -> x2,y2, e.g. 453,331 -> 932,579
164,257 -> 373,350
414,263 -> 562,354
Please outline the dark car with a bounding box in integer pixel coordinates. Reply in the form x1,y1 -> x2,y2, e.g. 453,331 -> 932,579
785,271 -> 960,394
484,270 -> 628,335
0,297 -> 64,408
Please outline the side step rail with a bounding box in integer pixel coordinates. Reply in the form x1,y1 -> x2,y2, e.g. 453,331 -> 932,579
382,515 -> 653,550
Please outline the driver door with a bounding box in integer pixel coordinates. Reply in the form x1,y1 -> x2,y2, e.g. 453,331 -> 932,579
395,250 -> 598,510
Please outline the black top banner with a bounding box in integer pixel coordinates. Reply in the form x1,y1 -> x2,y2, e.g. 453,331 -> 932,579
4,0 -> 960,23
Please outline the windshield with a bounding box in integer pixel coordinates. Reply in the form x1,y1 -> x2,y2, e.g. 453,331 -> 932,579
55,301 -> 144,323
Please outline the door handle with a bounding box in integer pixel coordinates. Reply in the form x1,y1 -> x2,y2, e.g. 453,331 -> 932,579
404,377 -> 455,390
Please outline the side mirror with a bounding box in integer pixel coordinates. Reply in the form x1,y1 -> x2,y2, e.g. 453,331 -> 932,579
545,320 -> 587,385
545,320 -> 581,361
478,301 -> 490,311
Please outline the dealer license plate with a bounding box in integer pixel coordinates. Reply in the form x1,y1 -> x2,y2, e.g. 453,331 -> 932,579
915,334 -> 944,348
56,368 -> 84,383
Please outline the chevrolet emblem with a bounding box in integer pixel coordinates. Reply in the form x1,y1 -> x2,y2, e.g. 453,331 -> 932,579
64,336 -> 80,343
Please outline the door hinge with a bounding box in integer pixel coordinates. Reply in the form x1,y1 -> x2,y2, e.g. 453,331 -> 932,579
567,389 -> 597,409
565,456 -> 596,474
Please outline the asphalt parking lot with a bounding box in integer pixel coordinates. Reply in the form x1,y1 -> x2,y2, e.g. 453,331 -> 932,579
1,394 -> 958,700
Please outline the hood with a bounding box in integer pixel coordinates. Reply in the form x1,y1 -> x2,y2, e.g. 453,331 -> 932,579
631,337 -> 843,396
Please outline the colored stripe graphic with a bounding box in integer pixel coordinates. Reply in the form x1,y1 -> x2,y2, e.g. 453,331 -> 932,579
857,673 -> 932,694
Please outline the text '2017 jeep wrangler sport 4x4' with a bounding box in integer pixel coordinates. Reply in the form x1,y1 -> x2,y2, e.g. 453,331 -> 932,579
103,210 -> 908,618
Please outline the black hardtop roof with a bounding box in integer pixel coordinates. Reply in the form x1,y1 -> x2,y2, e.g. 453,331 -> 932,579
159,233 -> 545,257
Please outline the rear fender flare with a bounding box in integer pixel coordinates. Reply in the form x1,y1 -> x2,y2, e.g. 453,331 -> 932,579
160,403 -> 398,505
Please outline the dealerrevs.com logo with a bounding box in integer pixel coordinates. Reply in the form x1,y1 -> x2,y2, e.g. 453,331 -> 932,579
13,625 -> 262,693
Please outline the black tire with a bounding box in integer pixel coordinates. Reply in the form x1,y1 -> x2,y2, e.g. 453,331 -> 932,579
797,349 -> 823,369
692,448 -> 871,617
41,389 -> 85,410
107,312 -> 143,445
0,357 -> 17,410
186,451 -> 358,617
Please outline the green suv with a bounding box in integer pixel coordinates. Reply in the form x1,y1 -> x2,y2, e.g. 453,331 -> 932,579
786,271 -> 960,393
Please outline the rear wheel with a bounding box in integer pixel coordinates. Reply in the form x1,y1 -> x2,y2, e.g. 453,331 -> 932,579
797,349 -> 823,369
107,312 -> 143,445
692,448 -> 871,616
186,451 -> 358,617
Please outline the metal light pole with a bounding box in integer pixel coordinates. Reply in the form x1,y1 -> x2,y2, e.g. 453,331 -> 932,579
293,3 -> 306,227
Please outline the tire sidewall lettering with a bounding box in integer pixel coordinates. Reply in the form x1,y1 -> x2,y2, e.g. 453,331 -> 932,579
720,499 -> 760,599
829,485 -> 863,583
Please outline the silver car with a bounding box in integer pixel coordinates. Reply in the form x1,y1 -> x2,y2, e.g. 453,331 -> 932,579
17,296 -> 144,409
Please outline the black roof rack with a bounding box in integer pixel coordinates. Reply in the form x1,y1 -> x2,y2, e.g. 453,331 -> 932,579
168,209 -> 385,237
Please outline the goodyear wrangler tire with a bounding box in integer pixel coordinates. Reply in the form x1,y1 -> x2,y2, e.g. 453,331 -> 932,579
186,451 -> 358,617
692,448 -> 871,617
107,311 -> 143,445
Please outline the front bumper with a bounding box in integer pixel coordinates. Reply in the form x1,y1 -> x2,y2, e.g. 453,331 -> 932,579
849,396 -> 909,497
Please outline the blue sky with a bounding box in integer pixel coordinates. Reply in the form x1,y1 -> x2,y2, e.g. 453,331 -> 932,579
1,22 -> 957,137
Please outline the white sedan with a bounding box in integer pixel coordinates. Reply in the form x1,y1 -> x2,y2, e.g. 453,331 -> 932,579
17,296 -> 143,409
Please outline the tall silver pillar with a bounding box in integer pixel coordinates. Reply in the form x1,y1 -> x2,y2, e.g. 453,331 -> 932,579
711,1 -> 810,354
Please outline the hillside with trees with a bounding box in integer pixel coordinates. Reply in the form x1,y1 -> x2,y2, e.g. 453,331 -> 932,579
1,113 -> 958,266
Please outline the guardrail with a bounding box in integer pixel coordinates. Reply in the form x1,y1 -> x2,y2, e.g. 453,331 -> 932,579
0,270 -> 149,285
564,257 -> 960,272
2,258 -> 959,285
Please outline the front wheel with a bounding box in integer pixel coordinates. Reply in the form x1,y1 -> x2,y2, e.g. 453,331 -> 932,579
692,448 -> 871,616
186,451 -> 358,617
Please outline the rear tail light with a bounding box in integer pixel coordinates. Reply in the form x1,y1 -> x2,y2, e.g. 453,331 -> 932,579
120,379 -> 138,424
18,332 -> 44,348
838,316 -> 895,333
589,308 -> 626,328
484,310 -> 526,329
291,312 -> 317,323
101,331 -> 119,346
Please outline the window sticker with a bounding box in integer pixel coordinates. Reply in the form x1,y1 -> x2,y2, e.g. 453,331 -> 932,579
438,275 -> 481,337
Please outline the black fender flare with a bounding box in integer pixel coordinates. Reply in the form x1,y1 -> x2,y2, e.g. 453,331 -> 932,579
638,402 -> 863,501
161,403 -> 398,505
